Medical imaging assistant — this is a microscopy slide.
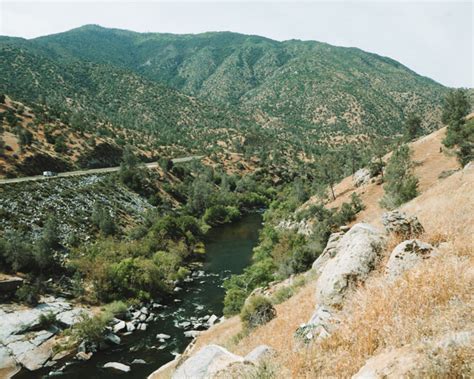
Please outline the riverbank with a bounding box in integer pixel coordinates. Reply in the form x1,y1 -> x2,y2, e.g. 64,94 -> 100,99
3,213 -> 262,379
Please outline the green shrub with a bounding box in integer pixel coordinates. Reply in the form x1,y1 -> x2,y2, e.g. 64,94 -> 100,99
72,312 -> 112,343
16,283 -> 41,306
223,287 -> 248,316
203,205 -> 240,226
38,312 -> 57,329
240,295 -> 276,329
271,286 -> 294,304
103,300 -> 128,317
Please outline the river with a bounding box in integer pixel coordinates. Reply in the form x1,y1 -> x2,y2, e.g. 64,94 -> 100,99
17,212 -> 262,379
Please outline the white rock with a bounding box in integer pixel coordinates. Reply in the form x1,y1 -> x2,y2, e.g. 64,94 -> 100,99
172,344 -> 243,379
0,346 -> 19,377
207,314 -> 219,326
14,338 -> 56,371
126,322 -> 136,332
385,239 -> 437,279
0,300 -> 70,340
56,309 -> 87,327
315,223 -> 385,307
312,232 -> 345,274
105,333 -> 121,345
76,351 -> 92,361
184,330 -> 201,338
353,168 -> 371,187
104,362 -> 131,372
113,320 -> 126,333
244,345 -> 275,363
156,333 -> 171,340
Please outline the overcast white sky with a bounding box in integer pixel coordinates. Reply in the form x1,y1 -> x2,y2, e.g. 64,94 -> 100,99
0,1 -> 472,88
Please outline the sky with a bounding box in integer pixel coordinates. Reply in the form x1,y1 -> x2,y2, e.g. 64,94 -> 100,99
0,1 -> 472,88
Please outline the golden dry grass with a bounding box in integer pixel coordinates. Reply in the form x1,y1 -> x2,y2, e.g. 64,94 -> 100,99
292,252 -> 473,378
159,129 -> 473,379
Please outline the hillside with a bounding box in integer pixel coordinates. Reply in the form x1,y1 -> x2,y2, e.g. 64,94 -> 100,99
151,127 -> 473,378
0,42 -> 255,154
2,25 -> 447,139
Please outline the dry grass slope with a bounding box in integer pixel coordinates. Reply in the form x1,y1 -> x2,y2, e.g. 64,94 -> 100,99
168,128 -> 473,379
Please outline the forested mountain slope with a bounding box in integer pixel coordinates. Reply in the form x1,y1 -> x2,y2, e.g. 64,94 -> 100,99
0,43 -> 254,150
25,25 -> 448,135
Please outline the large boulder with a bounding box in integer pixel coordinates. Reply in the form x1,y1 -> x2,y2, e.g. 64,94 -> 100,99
296,305 -> 336,343
0,346 -> 20,378
315,223 -> 385,308
312,232 -> 345,274
13,337 -> 56,371
385,240 -> 437,279
353,168 -> 371,187
0,300 -> 70,341
104,362 -> 131,372
382,211 -> 424,238
352,331 -> 472,379
244,345 -> 276,364
172,345 -> 243,379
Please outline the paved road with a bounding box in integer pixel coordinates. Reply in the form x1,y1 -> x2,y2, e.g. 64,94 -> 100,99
0,155 -> 204,185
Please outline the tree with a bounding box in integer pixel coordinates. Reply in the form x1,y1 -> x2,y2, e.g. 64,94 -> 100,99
188,176 -> 213,215
54,136 -> 68,153
442,89 -> 470,132
92,206 -> 117,236
380,144 -> 419,209
0,94 -> 5,104
159,157 -> 173,172
18,128 -> 33,147
318,152 -> 343,201
119,145 -> 148,193
441,89 -> 472,166
404,113 -> 422,141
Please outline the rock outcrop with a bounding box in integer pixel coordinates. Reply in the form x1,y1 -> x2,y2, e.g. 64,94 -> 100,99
382,211 -> 424,238
385,239 -> 437,279
312,231 -> 345,274
276,219 -> 312,236
296,305 -> 337,343
244,345 -> 275,363
0,298 -> 92,374
353,168 -> 371,187
172,344 -> 243,379
315,223 -> 385,308
352,331 -> 473,379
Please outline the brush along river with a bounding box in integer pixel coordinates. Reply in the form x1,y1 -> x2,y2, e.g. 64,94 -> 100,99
17,212 -> 262,379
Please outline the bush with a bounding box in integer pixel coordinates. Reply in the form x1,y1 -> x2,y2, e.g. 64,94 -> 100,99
272,286 -> 295,304
103,300 -> 128,318
223,287 -> 248,316
72,312 -> 112,343
16,282 -> 41,306
92,206 -> 117,236
38,312 -> 58,329
240,295 -> 276,329
203,205 -> 240,226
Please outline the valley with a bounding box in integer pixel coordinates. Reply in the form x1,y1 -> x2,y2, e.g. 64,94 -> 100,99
0,21 -> 472,379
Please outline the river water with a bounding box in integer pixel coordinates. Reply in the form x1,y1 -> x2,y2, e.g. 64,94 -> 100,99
18,212 -> 262,379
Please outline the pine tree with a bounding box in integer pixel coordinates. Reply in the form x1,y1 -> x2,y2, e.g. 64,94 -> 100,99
404,113 -> 422,141
380,144 -> 419,209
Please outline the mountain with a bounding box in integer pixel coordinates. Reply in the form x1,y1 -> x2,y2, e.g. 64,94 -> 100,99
0,25 -> 449,179
28,25 -> 447,135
